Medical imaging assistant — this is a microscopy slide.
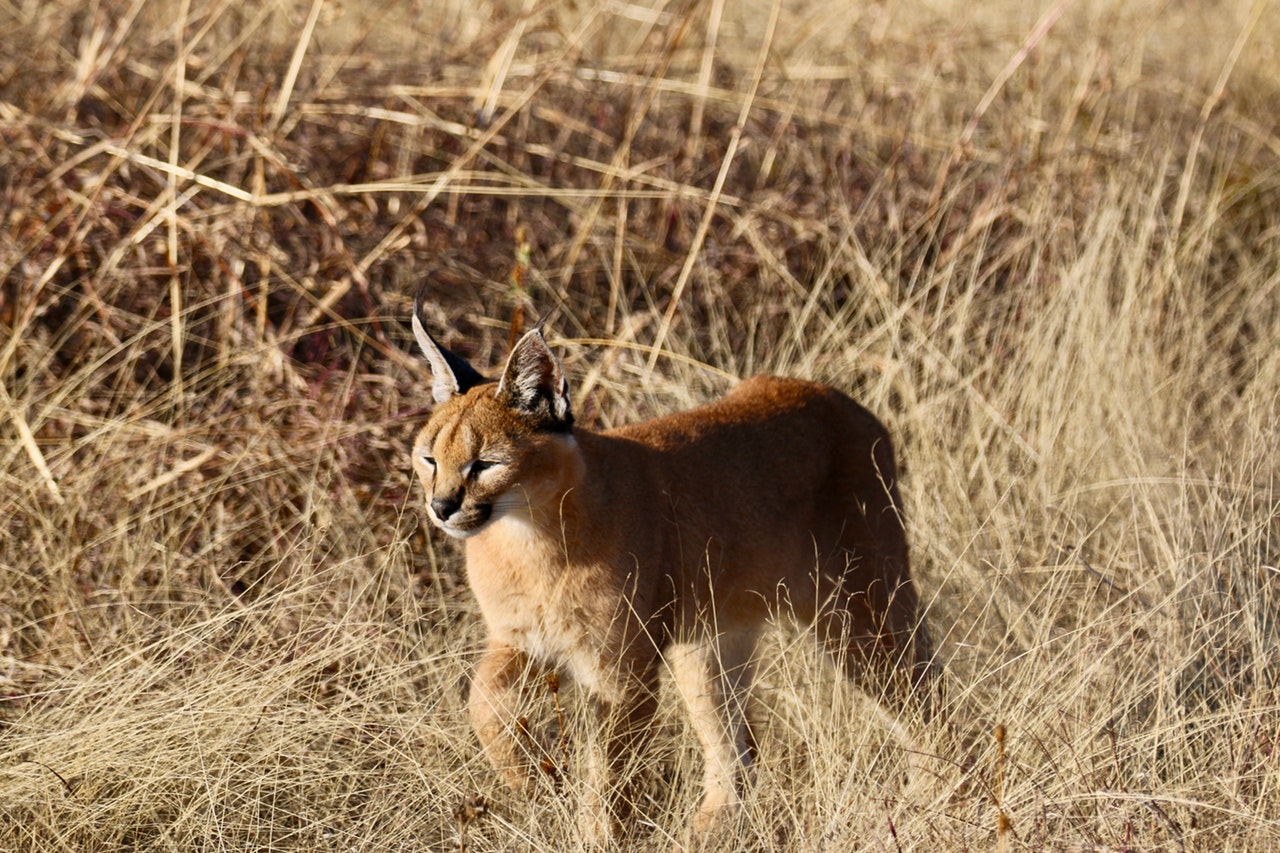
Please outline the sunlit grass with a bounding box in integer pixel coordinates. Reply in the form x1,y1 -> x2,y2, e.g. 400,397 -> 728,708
1,0 -> 1278,849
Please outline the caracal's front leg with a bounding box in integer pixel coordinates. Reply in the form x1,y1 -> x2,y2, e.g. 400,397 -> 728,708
669,633 -> 758,841
581,665 -> 661,846
470,639 -> 552,790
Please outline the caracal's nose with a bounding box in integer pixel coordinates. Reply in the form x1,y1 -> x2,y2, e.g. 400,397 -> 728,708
431,494 -> 462,521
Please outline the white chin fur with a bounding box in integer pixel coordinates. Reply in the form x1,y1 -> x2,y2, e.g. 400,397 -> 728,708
436,523 -> 474,540
431,513 -> 498,540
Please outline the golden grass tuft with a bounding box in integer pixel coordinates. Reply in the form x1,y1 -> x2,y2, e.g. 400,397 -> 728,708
2,0 -> 1279,849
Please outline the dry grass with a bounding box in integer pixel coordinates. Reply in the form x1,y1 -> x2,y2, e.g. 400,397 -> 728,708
2,0 -> 1279,849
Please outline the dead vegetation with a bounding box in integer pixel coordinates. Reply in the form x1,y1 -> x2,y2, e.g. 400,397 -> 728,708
1,0 -> 1279,849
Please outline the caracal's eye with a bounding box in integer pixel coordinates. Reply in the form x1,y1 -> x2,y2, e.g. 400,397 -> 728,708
420,454 -> 436,469
468,459 -> 500,478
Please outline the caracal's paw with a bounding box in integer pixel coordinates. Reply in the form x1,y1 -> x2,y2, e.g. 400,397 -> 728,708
669,797 -> 744,852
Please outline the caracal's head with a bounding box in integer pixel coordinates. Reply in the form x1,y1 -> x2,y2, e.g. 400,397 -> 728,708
411,302 -> 577,540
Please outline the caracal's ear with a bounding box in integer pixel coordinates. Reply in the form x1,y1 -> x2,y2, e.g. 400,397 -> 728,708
496,327 -> 573,430
412,296 -> 489,404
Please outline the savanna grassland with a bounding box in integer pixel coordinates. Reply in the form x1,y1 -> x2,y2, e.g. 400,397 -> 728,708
2,0 -> 1279,849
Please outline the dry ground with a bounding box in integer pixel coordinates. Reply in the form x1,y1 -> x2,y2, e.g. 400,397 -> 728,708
2,0 -> 1279,849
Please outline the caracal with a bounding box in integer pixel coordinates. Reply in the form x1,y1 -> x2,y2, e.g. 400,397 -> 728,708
410,306 -> 934,846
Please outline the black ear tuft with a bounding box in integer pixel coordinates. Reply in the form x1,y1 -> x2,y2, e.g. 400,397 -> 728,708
496,328 -> 573,430
412,295 -> 489,404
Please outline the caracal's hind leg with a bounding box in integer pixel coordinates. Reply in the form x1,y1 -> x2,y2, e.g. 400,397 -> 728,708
816,569 -> 933,711
470,640 -> 554,790
812,576 -> 939,797
828,463 -> 936,709
669,632 -> 759,840
888,572 -> 937,702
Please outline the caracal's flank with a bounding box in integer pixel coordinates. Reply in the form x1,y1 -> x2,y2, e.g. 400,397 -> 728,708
410,306 -> 934,846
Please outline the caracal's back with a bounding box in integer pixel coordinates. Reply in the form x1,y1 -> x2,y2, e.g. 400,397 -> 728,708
602,375 -> 920,659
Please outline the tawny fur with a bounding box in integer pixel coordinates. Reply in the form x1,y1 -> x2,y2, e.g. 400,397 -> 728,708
411,316 -> 933,845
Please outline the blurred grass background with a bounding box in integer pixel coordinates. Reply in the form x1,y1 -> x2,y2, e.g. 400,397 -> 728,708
1,0 -> 1279,849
